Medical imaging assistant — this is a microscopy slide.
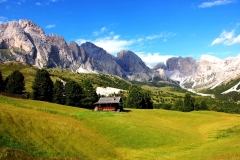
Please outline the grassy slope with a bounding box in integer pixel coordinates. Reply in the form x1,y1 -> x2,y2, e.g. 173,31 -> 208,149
0,62 -> 131,93
0,62 -> 37,93
1,95 -> 240,159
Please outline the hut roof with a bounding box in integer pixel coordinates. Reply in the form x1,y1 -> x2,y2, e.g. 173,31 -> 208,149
94,97 -> 121,105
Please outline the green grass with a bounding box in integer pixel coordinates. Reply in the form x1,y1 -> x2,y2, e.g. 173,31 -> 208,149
1,95 -> 240,159
0,62 -> 37,93
0,62 -> 131,93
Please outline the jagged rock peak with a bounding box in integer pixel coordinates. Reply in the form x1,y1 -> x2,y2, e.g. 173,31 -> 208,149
18,19 -> 45,35
116,50 -> 152,81
81,41 -> 123,77
116,50 -> 148,72
153,62 -> 167,70
117,50 -> 138,58
166,56 -> 197,76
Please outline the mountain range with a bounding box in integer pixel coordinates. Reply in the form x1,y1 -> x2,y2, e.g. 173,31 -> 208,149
1,19 -> 240,92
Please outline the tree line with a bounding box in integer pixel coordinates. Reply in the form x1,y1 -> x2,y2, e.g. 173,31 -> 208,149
0,69 -> 153,110
0,70 -> 25,95
0,69 -> 98,109
154,92 -> 208,112
1,69 -> 239,113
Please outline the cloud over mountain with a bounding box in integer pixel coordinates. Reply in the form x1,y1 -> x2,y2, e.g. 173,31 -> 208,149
212,29 -> 240,46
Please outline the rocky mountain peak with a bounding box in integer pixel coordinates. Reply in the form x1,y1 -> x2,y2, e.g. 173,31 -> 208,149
116,50 -> 152,81
80,42 -> 123,77
116,50 -> 147,72
152,62 -> 167,70
2,19 -> 240,88
19,19 -> 45,35
166,56 -> 197,76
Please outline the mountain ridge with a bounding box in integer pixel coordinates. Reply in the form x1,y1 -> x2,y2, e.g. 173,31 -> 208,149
1,19 -> 240,92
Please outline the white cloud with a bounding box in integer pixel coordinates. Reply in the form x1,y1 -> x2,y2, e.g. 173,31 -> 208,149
51,0 -> 58,2
198,0 -> 234,8
0,16 -> 7,24
211,29 -> 240,46
93,27 -> 107,36
93,35 -> 134,54
110,31 -> 114,35
76,35 -> 134,54
0,0 -> 7,3
137,52 -> 174,65
35,2 -> 41,5
46,24 -> 56,29
76,39 -> 89,45
146,32 -> 176,40
200,54 -> 222,62
76,30 -> 176,58
101,27 -> 107,32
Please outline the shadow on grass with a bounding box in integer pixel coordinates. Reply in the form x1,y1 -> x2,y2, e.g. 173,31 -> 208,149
122,109 -> 132,113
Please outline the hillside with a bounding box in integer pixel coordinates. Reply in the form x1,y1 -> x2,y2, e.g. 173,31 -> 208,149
202,77 -> 240,102
2,61 -> 240,110
1,95 -> 240,159
0,62 -> 131,93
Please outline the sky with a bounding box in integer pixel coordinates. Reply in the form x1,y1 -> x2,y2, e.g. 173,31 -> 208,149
0,0 -> 240,66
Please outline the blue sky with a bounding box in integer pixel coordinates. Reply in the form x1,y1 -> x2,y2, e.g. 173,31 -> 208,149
0,0 -> 240,66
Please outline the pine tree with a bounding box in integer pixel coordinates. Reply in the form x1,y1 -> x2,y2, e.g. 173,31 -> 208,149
142,90 -> 153,109
183,93 -> 194,112
65,80 -> 82,107
80,79 -> 98,109
53,80 -> 65,105
0,70 -> 5,92
126,85 -> 153,109
5,70 -> 25,94
173,98 -> 184,111
126,85 -> 143,108
200,100 -> 208,110
32,69 -> 53,102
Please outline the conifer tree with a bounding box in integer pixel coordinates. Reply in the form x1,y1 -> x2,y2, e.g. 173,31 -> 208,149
32,69 -> 53,102
65,80 -> 82,107
200,100 -> 208,110
53,80 -> 65,105
126,85 -> 153,109
0,70 -> 5,92
173,98 -> 184,111
183,93 -> 194,112
5,70 -> 25,94
80,79 -> 98,109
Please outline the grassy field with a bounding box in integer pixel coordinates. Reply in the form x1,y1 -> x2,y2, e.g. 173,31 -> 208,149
1,95 -> 240,159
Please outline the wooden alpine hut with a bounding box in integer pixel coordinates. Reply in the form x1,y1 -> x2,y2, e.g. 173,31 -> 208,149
94,97 -> 123,111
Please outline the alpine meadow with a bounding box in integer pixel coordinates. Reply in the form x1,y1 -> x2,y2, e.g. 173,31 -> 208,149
1,1 -> 240,159
0,62 -> 240,159
1,95 -> 240,159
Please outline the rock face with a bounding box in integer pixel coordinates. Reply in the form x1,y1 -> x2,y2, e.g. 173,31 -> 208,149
0,19 -> 152,82
163,55 -> 240,89
166,57 -> 198,76
2,19 -> 240,88
0,20 -> 75,68
81,42 -> 123,77
152,62 -> 167,70
116,50 -> 152,81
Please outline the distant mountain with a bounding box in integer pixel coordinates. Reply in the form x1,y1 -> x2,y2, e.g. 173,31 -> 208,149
116,50 -> 152,81
0,19 -> 154,82
1,19 -> 240,92
163,55 -> 240,90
